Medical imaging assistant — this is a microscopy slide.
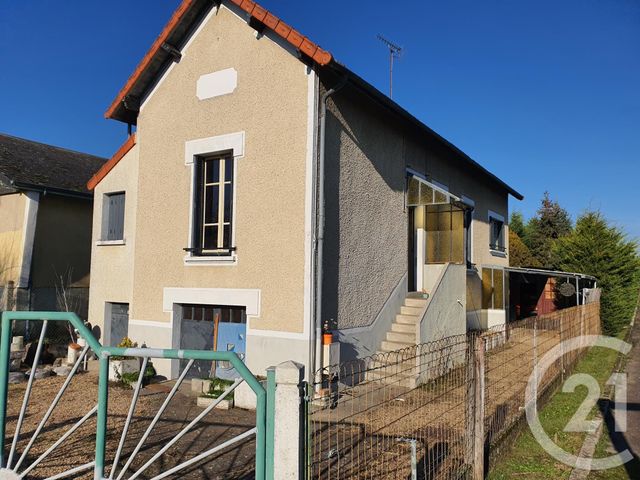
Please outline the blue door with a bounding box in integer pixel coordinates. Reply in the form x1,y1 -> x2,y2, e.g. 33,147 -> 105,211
214,321 -> 246,380
179,304 -> 247,379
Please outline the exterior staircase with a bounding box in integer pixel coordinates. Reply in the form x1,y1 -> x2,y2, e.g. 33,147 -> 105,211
366,293 -> 428,387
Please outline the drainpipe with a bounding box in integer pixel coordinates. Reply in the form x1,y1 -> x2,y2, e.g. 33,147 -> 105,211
311,77 -> 348,387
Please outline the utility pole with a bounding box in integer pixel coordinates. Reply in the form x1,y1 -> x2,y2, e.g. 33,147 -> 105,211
377,34 -> 403,98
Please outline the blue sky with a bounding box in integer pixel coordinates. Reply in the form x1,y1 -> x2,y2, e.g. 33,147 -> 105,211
1,1 -> 638,238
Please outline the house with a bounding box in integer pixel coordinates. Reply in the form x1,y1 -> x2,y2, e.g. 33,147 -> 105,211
0,133 -> 106,318
87,0 -> 523,398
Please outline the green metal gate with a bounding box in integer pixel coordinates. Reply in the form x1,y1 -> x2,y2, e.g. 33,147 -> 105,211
0,311 -> 270,480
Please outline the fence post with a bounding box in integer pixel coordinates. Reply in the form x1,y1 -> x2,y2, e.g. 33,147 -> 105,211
533,318 -> 538,400
465,336 -> 474,466
473,335 -> 485,480
273,360 -> 305,480
265,366 -> 276,480
560,313 -> 565,382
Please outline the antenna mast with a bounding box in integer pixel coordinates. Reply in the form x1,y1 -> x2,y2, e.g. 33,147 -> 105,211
377,34 -> 403,98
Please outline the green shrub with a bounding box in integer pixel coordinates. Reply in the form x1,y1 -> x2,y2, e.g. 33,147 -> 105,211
118,364 -> 156,389
111,337 -> 138,361
201,377 -> 235,400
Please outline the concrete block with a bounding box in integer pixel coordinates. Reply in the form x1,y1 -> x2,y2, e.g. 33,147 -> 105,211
191,378 -> 205,393
275,360 -> 304,385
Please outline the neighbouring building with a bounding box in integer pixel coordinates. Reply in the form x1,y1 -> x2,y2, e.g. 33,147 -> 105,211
0,133 -> 106,319
87,0 -> 525,402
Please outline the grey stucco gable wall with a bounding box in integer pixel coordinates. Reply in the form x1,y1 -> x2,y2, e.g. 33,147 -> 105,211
321,84 -> 408,330
320,78 -> 512,333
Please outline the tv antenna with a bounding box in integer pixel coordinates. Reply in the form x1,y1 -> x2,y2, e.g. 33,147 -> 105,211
377,34 -> 403,98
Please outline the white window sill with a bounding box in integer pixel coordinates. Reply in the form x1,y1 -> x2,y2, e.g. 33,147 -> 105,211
490,249 -> 507,258
96,239 -> 126,246
183,254 -> 237,266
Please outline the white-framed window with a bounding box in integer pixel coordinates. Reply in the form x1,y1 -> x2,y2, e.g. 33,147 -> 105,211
101,192 -> 125,242
488,210 -> 505,253
184,132 -> 244,264
190,154 -> 234,255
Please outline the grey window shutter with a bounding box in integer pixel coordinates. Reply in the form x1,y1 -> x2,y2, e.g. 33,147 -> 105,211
114,193 -> 125,240
104,192 -> 125,240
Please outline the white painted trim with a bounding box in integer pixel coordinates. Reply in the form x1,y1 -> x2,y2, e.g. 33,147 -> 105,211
407,173 -> 460,203
140,4 -> 220,112
162,287 -> 261,316
184,131 -> 245,164
301,66 -> 317,342
432,180 -> 449,192
18,192 -> 39,288
415,213 -> 425,291
196,68 -> 238,100
129,319 -> 172,329
183,254 -> 237,266
185,131 -> 244,264
247,328 -> 308,339
96,239 -> 126,246
488,209 -> 506,255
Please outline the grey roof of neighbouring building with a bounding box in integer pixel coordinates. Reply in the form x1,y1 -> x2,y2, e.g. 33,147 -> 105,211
0,133 -> 107,197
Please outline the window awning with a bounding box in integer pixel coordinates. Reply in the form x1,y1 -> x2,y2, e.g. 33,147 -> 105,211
406,175 -> 462,207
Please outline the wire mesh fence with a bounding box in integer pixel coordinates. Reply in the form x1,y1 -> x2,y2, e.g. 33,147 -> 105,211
306,302 -> 601,480
0,286 -> 89,350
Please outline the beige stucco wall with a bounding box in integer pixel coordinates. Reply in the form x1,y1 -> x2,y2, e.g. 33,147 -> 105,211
87,144 -> 139,331
0,193 -> 26,285
130,3 -> 310,334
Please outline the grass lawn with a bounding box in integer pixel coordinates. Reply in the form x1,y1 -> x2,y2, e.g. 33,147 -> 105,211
488,327 -> 633,480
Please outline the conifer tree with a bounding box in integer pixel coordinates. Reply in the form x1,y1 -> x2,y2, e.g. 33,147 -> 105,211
509,212 -> 527,240
554,211 -> 640,335
508,230 -> 541,268
526,192 -> 572,268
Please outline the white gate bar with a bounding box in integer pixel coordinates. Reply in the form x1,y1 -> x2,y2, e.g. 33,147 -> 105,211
14,345 -> 90,471
115,359 -> 195,480
109,357 -> 148,479
128,378 -> 243,480
8,320 -> 49,468
19,405 -> 98,478
43,461 -> 95,480
150,427 -> 257,480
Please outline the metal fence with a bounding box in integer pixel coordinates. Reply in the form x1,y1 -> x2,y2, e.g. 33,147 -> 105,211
0,311 -> 269,480
0,285 -> 89,349
306,302 -> 601,479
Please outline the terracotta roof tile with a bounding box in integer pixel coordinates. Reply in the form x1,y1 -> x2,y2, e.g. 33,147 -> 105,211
106,0 -> 332,121
86,134 -> 136,190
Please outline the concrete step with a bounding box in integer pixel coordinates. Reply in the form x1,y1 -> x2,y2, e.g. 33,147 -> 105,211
404,297 -> 428,308
366,368 -> 417,388
400,306 -> 422,316
381,340 -> 414,352
386,331 -> 415,343
391,323 -> 415,333
395,314 -> 419,325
